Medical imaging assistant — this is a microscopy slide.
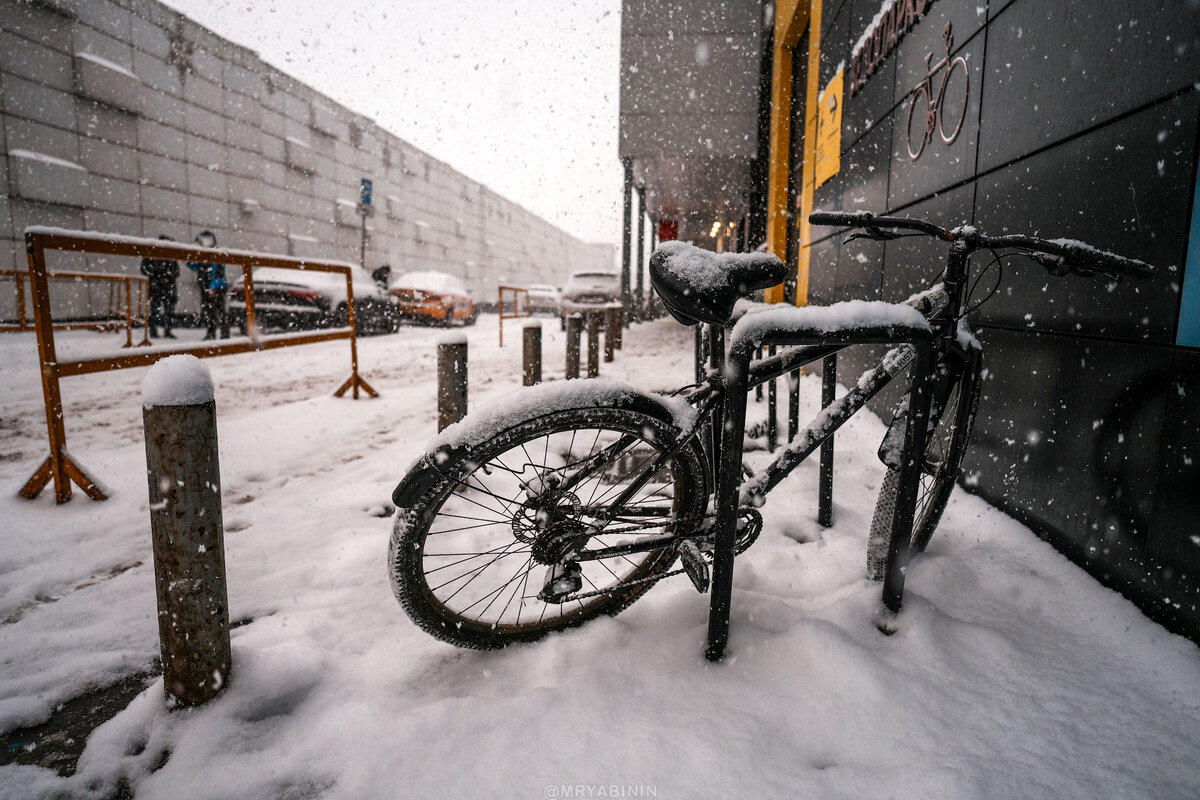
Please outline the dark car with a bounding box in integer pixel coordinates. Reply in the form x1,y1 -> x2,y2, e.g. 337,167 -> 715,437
229,267 -> 399,335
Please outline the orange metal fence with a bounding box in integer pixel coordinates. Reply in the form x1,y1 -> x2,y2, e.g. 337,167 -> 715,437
19,227 -> 377,504
1,267 -> 150,348
497,284 -> 530,347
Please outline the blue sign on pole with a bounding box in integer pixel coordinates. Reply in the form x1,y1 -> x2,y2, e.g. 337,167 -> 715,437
360,178 -> 373,206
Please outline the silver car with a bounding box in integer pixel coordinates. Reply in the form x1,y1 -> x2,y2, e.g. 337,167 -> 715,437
560,271 -> 620,327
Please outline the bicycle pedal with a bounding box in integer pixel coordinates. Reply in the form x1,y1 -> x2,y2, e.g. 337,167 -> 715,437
735,508 -> 763,554
678,540 -> 710,594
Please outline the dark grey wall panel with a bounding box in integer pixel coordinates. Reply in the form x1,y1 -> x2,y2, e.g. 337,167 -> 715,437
838,115 -> 892,214
978,0 -> 1200,171
1150,350 -> 1200,577
966,328 -> 1170,559
974,92 -> 1197,344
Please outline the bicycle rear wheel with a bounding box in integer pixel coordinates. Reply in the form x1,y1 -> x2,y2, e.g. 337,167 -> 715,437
866,363 -> 980,581
390,403 -> 708,649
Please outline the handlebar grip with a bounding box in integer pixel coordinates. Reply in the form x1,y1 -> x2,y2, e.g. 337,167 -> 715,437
809,211 -> 873,228
1055,240 -> 1157,280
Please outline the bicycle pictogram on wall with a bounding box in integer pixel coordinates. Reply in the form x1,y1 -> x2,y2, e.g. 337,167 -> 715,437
905,22 -> 969,161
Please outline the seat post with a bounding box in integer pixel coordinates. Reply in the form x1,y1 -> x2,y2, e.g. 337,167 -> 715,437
706,340 -> 749,662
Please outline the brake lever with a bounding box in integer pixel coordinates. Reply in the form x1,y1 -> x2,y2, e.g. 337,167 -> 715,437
842,227 -> 904,244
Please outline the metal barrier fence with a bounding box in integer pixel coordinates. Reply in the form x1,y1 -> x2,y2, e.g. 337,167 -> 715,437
497,284 -> 530,347
1,267 -> 150,348
18,227 -> 376,504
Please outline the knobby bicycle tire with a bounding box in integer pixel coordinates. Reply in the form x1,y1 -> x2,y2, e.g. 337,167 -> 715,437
389,403 -> 708,650
866,365 -> 981,581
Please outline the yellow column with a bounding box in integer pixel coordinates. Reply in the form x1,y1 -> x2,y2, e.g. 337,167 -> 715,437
763,0 -> 822,306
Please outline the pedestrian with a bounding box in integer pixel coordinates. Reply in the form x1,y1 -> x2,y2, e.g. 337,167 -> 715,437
140,234 -> 179,339
371,264 -> 392,291
187,230 -> 230,340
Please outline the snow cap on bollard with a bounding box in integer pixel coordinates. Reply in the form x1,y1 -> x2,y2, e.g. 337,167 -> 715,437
142,354 -> 214,407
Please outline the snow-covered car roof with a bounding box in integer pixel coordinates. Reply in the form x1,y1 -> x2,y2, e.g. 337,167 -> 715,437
391,271 -> 469,295
248,267 -> 387,298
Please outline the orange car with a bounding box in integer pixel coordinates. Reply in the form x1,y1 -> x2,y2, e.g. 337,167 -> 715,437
388,271 -> 477,325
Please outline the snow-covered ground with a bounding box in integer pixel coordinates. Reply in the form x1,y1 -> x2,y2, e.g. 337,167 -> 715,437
2,315 -> 1198,799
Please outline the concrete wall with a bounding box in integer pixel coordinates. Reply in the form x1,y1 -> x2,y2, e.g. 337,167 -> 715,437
0,0 -> 614,320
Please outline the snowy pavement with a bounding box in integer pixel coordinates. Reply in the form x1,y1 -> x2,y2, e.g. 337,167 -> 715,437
2,315 -> 1198,799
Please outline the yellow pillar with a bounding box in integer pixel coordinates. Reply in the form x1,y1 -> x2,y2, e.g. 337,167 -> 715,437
764,0 -> 822,307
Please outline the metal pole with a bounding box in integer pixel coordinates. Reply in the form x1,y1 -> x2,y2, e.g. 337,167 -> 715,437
635,187 -> 646,321
767,344 -> 778,452
522,323 -> 542,386
437,338 -> 468,431
142,358 -> 231,708
586,312 -> 601,378
620,158 -> 633,320
565,314 -> 582,379
604,307 -> 618,362
818,354 -> 836,527
360,206 -> 368,270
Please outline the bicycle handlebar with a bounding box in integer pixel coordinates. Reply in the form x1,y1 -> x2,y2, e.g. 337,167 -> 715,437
808,210 -> 1157,280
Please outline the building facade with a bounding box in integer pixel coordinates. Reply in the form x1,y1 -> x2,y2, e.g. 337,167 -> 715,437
1,0 -> 613,321
620,0 -> 1200,640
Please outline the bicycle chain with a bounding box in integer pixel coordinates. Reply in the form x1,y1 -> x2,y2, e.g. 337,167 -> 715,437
546,508 -> 762,604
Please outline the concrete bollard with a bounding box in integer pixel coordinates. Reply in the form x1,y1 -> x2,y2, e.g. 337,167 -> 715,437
523,322 -> 542,386
586,311 -> 601,378
142,355 -> 231,708
438,334 -> 468,431
613,306 -> 624,349
565,314 -> 582,379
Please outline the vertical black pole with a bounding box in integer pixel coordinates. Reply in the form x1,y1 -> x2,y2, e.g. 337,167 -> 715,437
522,323 -> 542,386
707,344 -> 749,662
635,187 -> 646,321
788,368 -> 800,441
818,354 -> 837,527
755,347 -> 764,402
565,314 -> 582,379
881,344 -> 935,613
620,158 -> 633,322
767,345 -> 778,452
586,312 -> 601,378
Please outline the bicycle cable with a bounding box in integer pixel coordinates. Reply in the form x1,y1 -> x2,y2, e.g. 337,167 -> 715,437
961,247 -> 1006,318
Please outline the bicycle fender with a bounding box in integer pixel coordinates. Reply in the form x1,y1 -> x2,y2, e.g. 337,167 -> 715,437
391,460 -> 444,510
394,380 -> 698,505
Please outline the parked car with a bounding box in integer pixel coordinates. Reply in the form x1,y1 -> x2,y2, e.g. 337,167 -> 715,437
560,270 -> 621,327
526,284 -> 562,315
229,266 -> 399,336
388,270 -> 476,325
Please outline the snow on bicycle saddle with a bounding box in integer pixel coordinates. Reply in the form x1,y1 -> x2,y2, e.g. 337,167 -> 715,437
650,240 -> 786,326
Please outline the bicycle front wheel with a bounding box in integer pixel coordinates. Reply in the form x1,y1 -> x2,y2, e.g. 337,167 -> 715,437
866,362 -> 981,581
390,403 -> 708,649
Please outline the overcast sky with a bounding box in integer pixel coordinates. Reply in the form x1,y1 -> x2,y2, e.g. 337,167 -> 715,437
163,0 -> 624,245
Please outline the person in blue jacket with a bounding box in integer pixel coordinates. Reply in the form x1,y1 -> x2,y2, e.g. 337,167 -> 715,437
187,230 -> 229,340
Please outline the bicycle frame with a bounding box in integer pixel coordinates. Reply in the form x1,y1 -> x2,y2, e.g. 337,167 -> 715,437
550,235 -> 980,659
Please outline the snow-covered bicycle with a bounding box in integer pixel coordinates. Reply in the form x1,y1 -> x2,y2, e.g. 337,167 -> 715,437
388,211 -> 1156,659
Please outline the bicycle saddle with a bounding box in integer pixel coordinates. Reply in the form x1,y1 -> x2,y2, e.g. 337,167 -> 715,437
649,241 -> 787,326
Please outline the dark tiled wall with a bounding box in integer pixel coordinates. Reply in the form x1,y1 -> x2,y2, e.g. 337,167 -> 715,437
808,0 -> 1200,638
